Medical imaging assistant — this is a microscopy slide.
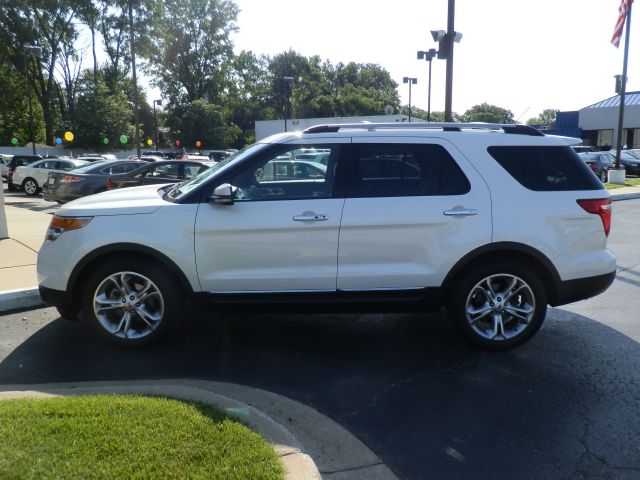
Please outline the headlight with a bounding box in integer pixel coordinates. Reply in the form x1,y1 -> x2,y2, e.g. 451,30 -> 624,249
46,215 -> 93,241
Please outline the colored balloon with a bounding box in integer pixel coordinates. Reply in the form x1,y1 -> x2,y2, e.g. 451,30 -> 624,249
195,140 -> 202,148
103,138 -> 109,145
11,137 -> 18,145
175,140 -> 181,147
64,131 -> 74,142
146,138 -> 153,146
119,135 -> 128,144
55,137 -> 62,145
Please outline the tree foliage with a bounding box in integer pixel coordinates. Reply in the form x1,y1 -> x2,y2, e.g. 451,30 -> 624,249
461,103 -> 514,123
526,109 -> 559,127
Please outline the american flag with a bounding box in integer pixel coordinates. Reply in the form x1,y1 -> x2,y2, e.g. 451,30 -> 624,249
611,0 -> 634,47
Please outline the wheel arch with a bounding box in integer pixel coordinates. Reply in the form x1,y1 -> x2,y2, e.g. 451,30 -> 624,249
67,243 -> 194,306
441,242 -> 562,305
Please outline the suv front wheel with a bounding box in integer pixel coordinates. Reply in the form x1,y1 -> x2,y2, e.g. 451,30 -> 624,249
448,261 -> 547,351
81,259 -> 181,346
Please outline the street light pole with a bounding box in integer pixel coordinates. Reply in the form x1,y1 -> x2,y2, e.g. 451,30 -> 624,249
24,45 -> 42,155
128,0 -> 141,158
153,99 -> 161,151
403,77 -> 418,122
417,49 -> 437,122
282,76 -> 294,132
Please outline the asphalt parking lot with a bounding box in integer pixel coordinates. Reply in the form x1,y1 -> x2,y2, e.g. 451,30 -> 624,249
1,191 -> 639,480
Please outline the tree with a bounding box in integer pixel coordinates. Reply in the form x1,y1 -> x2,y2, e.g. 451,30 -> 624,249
0,0 -> 83,145
461,103 -> 514,123
73,76 -> 134,149
526,109 -> 559,127
145,0 -> 239,106
166,99 -> 239,149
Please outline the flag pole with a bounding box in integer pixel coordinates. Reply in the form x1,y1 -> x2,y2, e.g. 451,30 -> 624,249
614,4 -> 632,170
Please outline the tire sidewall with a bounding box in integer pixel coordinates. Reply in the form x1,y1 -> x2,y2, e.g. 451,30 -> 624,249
81,259 -> 181,346
448,261 -> 547,351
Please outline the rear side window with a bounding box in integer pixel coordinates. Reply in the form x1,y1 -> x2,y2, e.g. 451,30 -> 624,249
348,144 -> 470,198
488,146 -> 602,191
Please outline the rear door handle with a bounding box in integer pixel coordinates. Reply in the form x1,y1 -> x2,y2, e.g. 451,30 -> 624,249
443,208 -> 478,216
293,213 -> 328,222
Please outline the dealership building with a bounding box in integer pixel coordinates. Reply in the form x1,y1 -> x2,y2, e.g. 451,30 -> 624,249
540,92 -> 640,148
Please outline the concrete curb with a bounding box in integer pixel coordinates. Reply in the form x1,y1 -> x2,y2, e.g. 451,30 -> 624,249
0,379 -> 398,480
0,287 -> 43,313
611,192 -> 640,201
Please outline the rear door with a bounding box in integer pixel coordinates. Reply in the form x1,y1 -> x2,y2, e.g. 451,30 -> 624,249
337,138 -> 492,290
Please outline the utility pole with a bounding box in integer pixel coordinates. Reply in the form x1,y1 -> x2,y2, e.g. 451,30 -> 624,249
444,0 -> 455,122
128,0 -> 141,158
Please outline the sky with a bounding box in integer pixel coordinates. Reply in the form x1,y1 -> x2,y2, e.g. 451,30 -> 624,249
225,0 -> 637,122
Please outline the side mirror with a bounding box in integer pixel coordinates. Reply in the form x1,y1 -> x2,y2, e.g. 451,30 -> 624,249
209,183 -> 237,205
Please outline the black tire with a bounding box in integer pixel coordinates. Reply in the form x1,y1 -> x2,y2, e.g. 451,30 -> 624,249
56,306 -> 80,321
81,259 -> 182,346
22,177 -> 39,196
447,261 -> 547,351
600,170 -> 607,183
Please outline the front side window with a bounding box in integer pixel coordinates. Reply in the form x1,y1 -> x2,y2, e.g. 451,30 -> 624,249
229,145 -> 339,202
347,144 -> 469,198
144,164 -> 180,179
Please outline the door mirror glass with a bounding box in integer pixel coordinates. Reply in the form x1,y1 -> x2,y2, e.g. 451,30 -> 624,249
210,183 -> 237,205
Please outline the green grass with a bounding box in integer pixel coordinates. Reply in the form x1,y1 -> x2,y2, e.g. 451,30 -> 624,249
606,177 -> 640,189
0,395 -> 283,480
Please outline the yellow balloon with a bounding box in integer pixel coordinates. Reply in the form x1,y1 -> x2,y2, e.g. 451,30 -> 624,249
64,131 -> 74,142
147,138 -> 153,146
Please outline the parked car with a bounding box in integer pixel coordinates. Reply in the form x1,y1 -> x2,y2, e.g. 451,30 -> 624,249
6,155 -> 42,191
107,160 -> 212,190
577,152 -> 614,182
38,122 -> 615,350
207,150 -> 232,162
0,154 -> 12,180
42,160 -> 149,203
76,155 -> 105,162
620,149 -> 640,175
571,145 -> 598,154
12,158 -> 89,195
142,151 -> 167,158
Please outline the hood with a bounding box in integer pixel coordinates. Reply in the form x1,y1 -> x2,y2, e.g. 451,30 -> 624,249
58,184 -> 171,217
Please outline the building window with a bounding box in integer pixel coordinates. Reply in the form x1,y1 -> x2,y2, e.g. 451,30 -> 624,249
597,130 -> 613,148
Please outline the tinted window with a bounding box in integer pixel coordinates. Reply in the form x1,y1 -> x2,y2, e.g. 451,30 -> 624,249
488,146 -> 602,191
347,144 -> 469,198
104,163 -> 144,174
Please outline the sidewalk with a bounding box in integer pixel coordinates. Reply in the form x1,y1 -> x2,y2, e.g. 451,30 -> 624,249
1,184 -> 640,313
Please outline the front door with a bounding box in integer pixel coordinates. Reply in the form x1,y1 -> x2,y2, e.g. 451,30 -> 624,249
194,140 -> 348,293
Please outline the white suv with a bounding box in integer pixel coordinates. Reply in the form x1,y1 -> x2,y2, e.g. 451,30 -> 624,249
37,123 -> 616,350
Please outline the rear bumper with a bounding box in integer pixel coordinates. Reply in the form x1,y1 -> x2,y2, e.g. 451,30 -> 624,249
551,271 -> 616,306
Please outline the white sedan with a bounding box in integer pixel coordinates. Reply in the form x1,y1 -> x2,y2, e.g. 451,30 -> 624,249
12,158 -> 89,196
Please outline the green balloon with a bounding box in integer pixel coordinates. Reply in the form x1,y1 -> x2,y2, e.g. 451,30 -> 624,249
10,137 -> 18,145
103,138 -> 109,145
119,135 -> 128,144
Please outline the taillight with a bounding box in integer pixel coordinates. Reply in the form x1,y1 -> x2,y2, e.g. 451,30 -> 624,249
60,176 -> 83,183
588,163 -> 597,171
106,177 -> 112,190
577,198 -> 612,236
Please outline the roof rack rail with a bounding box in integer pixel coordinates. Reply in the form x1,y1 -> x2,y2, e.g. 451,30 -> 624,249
302,122 -> 544,137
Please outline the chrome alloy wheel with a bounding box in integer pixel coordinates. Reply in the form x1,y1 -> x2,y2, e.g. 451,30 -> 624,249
23,179 -> 38,195
93,271 -> 165,340
465,274 -> 535,342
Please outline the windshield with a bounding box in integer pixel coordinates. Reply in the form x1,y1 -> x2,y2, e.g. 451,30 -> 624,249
163,143 -> 268,201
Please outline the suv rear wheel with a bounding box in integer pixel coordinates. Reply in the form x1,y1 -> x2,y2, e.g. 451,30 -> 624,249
448,261 -> 547,350
81,259 -> 181,346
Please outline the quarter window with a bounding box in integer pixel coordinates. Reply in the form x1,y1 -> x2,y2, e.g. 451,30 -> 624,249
347,144 -> 469,197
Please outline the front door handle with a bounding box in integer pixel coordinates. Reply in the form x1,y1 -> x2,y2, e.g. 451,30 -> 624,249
293,213 -> 328,222
443,208 -> 478,216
